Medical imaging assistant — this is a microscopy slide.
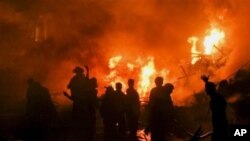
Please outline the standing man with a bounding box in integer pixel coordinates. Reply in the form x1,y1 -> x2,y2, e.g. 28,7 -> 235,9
146,76 -> 166,141
202,76 -> 229,141
114,82 -> 127,140
26,78 -> 58,141
100,86 -> 117,141
85,77 -> 98,141
163,83 -> 175,138
66,66 -> 88,121
126,79 -> 140,141
65,66 -> 90,141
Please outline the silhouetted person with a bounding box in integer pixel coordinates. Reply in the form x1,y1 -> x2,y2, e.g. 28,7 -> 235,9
100,86 -> 117,141
126,79 -> 140,141
85,77 -> 98,141
146,76 -> 168,141
202,76 -> 229,141
163,83 -> 175,136
66,66 -> 88,119
65,66 -> 91,141
26,78 -> 58,141
114,82 -> 127,140
218,79 -> 231,98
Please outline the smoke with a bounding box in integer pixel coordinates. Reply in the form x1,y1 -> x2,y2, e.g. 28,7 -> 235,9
0,0 -> 250,108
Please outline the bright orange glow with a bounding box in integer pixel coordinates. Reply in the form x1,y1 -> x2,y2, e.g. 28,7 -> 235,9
203,28 -> 225,55
188,26 -> 225,64
105,56 -> 126,89
109,55 -> 122,69
127,63 -> 134,71
105,56 -> 168,98
188,36 -> 200,64
138,57 -> 156,97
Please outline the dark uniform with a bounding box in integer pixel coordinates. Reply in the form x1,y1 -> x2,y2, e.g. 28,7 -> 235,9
67,70 -> 88,123
67,66 -> 91,141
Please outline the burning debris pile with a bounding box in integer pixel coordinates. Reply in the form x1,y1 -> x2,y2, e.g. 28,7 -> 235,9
98,24 -> 230,105
185,23 -> 235,85
104,56 -> 169,98
188,26 -> 227,66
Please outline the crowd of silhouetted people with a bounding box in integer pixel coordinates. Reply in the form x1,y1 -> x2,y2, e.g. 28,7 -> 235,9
20,66 -> 231,141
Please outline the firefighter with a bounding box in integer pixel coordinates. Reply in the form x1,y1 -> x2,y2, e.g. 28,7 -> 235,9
65,66 -> 93,141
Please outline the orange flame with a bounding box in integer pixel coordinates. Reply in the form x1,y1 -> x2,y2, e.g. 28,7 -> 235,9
105,56 -> 168,98
188,26 -> 225,64
188,36 -> 200,64
138,57 -> 156,97
127,63 -> 134,71
109,55 -> 122,69
203,28 -> 225,55
105,55 -> 126,89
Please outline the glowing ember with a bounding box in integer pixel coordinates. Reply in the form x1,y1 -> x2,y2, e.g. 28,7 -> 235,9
203,28 -> 225,55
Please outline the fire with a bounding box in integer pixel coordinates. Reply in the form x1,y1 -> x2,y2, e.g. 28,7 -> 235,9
109,55 -> 122,69
105,55 -> 126,89
188,26 -> 225,64
203,28 -> 225,55
127,63 -> 134,71
138,57 -> 156,97
105,56 -> 167,98
188,36 -> 200,64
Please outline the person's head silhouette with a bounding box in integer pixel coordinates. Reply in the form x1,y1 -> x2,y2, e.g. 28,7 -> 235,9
155,77 -> 163,87
164,83 -> 174,94
128,79 -> 134,88
115,82 -> 122,92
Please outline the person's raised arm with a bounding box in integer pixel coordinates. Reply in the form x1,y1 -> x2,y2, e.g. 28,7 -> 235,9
63,91 -> 73,100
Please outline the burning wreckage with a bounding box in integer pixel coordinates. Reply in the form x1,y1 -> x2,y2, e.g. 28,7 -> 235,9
103,26 -> 236,102
103,25 -> 250,141
1,1 -> 250,141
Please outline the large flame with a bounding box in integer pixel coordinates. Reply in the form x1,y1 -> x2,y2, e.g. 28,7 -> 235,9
138,57 -> 156,97
203,28 -> 225,55
105,56 -> 167,97
188,26 -> 225,64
